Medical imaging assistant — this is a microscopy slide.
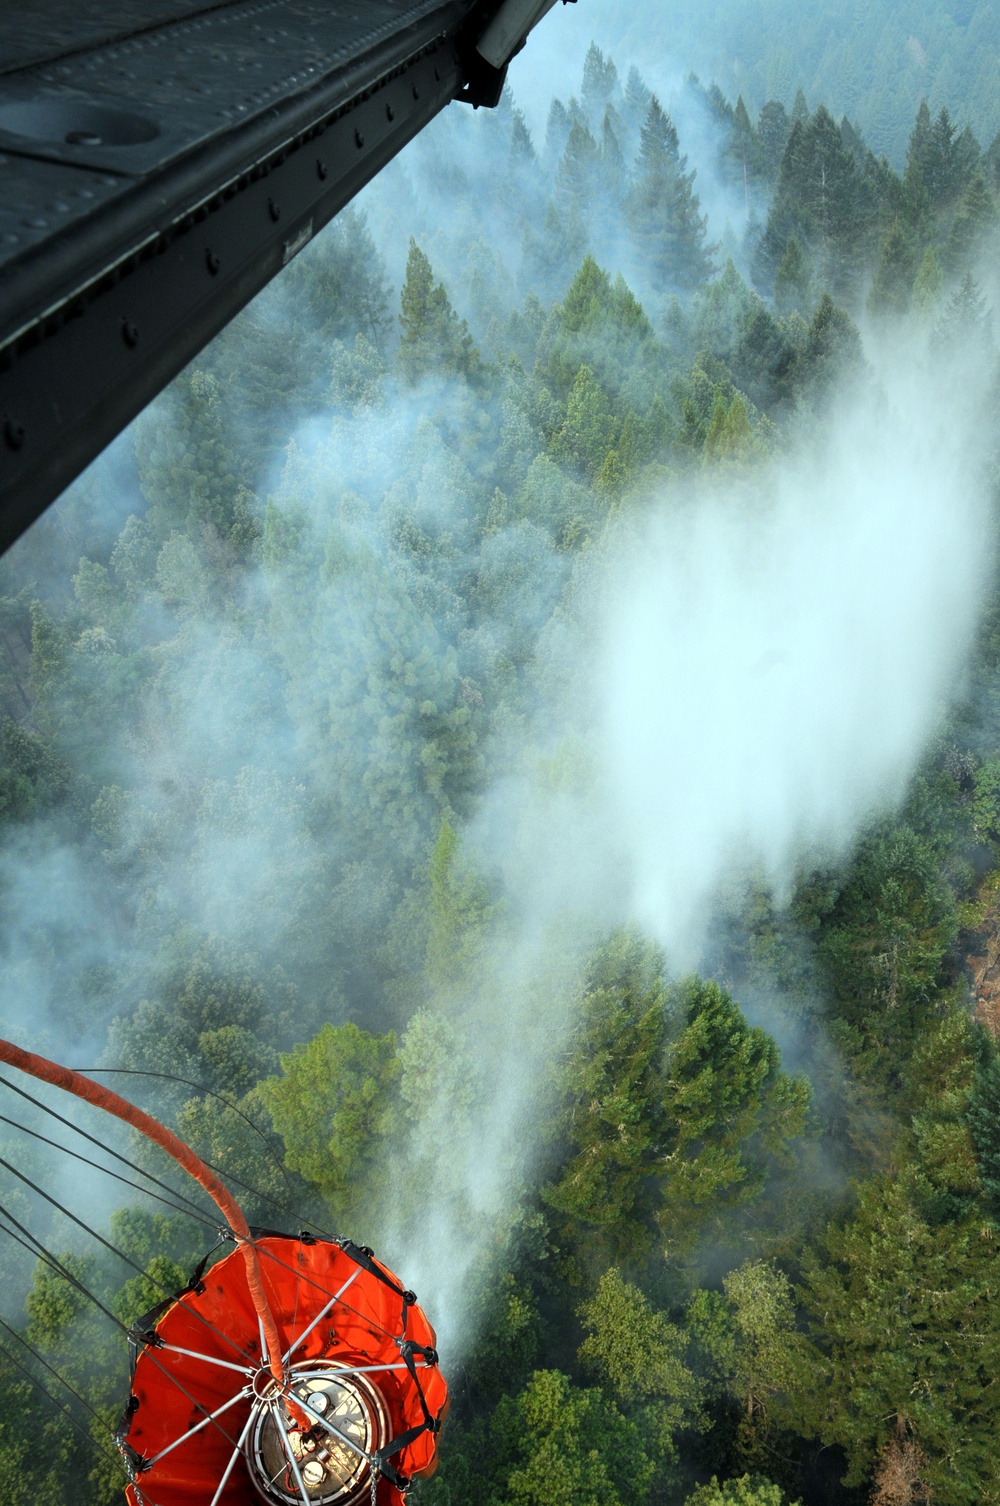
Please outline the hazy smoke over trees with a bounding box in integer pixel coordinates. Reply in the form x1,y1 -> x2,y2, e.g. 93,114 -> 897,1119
1,25 -> 1000,1506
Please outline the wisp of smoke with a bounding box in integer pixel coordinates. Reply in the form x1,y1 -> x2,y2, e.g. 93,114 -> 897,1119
384,339 -> 994,1355
596,355 -> 993,962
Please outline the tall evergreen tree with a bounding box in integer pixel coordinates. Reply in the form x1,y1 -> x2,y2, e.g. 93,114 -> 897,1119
756,100 -> 791,181
627,96 -> 713,293
867,220 -> 918,318
581,42 -> 620,123
398,240 -> 478,383
758,107 -> 873,298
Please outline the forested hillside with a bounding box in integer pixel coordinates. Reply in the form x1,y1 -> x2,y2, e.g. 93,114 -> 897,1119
591,0 -> 1000,164
2,39 -> 1000,1506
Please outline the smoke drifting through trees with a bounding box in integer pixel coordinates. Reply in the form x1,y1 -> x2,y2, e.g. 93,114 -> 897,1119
1,30 -> 1000,1506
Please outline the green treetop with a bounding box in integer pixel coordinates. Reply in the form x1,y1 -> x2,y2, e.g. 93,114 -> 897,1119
398,240 -> 479,383
628,96 -> 713,293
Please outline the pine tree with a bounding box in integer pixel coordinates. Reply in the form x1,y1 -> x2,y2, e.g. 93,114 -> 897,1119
627,96 -> 713,293
600,105 -> 626,190
907,103 -> 980,213
758,107 -> 872,297
134,368 -> 260,551
756,100 -> 790,181
544,97 -> 571,168
944,168 -> 997,273
931,271 -> 994,360
773,235 -> 813,314
581,41 -> 619,123
556,118 -> 601,231
398,239 -> 478,383
912,246 -> 943,312
867,220 -> 918,318
724,95 -> 763,192
509,106 -> 536,168
985,129 -> 1000,195
622,65 -> 651,137
791,293 -> 865,399
793,1173 -> 1000,1502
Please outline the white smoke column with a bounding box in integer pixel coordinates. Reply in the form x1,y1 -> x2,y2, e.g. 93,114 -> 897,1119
384,344 -> 996,1361
597,354 -> 994,963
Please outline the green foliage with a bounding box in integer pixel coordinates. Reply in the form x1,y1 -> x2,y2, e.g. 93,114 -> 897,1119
399,240 -> 479,383
0,1359 -> 80,1506
578,1268 -> 699,1459
493,1369 -> 655,1506
794,1173 -> 1000,1502
655,982 -> 810,1250
628,97 -> 713,292
868,220 -> 918,317
966,1054 -> 1000,1216
0,716 -> 69,820
683,1477 -> 795,1506
759,107 -> 874,297
819,825 -> 958,1056
262,1022 -> 401,1214
3,38 -> 1000,1506
544,932 -> 671,1259
546,945 -> 809,1260
25,1256 -> 93,1348
718,1261 -> 809,1425
426,821 -> 494,991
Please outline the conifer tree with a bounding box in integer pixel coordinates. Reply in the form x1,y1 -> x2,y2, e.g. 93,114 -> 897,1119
931,271 -> 994,360
757,100 -> 791,181
556,118 -> 601,229
581,42 -> 619,122
509,106 -> 536,167
912,245 -> 943,312
773,235 -> 813,314
544,97 -> 571,167
622,65 -> 652,136
398,240 -> 478,383
758,107 -> 872,297
867,220 -> 918,317
944,168 -> 997,273
627,96 -> 713,293
724,95 -> 763,191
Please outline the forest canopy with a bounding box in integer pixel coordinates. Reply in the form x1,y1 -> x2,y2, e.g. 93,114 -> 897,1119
1,32 -> 1000,1506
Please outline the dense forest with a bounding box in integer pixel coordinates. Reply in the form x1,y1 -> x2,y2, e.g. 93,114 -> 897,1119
591,0 -> 1000,163
1,34 -> 1000,1506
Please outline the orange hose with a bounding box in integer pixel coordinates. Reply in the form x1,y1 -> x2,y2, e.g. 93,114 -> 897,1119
0,1036 -> 285,1384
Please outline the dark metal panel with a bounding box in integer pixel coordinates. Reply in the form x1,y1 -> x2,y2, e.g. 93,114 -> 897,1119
0,1 -> 237,74
0,0 -> 509,555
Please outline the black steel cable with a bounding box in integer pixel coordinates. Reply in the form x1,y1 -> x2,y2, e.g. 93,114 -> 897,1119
0,1153 -> 247,1361
0,1073 -> 214,1224
0,1199 -> 128,1333
0,1111 -> 219,1230
0,1311 -> 108,1425
74,1067 -> 299,1204
0,1334 -> 126,1470
1,1066 -> 331,1238
0,1203 -> 246,1457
